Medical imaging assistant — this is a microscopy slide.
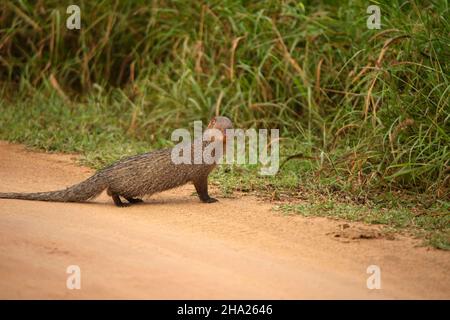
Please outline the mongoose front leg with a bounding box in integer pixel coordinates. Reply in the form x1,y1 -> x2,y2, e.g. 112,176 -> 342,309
194,175 -> 218,203
111,193 -> 130,207
125,197 -> 143,204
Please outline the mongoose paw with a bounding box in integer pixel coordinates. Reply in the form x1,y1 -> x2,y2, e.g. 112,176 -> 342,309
203,197 -> 218,203
115,202 -> 131,208
126,197 -> 143,204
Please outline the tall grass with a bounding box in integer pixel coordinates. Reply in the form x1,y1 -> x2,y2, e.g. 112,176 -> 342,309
0,0 -> 449,202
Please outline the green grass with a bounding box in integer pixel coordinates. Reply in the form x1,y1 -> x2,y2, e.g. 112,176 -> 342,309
0,0 -> 449,248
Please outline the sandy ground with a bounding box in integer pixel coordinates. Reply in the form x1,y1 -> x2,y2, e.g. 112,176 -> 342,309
0,141 -> 449,299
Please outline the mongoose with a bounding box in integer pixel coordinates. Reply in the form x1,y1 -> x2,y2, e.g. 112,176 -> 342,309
0,116 -> 233,207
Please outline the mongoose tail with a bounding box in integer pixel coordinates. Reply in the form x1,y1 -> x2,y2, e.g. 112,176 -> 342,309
0,174 -> 107,203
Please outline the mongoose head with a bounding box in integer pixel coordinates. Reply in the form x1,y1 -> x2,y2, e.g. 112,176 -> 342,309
207,116 -> 233,143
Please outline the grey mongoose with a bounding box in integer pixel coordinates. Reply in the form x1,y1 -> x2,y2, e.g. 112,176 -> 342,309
0,116 -> 233,207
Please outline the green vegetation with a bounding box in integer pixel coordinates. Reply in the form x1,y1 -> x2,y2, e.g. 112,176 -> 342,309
0,1 -> 448,248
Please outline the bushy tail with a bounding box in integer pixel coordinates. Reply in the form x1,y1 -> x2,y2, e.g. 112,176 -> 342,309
0,174 -> 107,203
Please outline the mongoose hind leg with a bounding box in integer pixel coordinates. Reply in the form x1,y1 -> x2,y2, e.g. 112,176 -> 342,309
193,175 -> 218,203
125,197 -> 143,204
107,187 -> 131,207
111,193 -> 130,207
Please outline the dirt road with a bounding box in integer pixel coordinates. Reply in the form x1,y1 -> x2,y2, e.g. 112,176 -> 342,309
0,141 -> 449,299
